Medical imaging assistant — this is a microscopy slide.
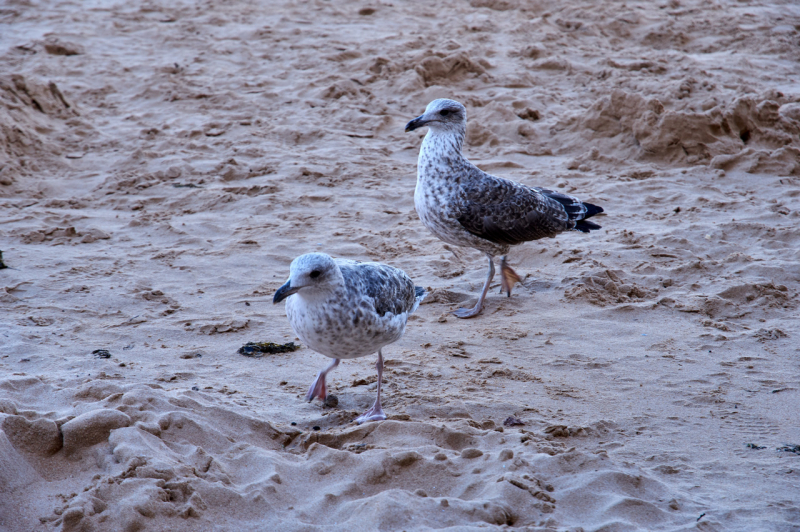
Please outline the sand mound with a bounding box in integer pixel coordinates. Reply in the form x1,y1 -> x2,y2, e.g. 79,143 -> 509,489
0,74 -> 77,188
2,375 -> 702,531
562,88 -> 800,173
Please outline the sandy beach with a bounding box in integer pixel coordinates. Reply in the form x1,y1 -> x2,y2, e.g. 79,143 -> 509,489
2,0 -> 799,530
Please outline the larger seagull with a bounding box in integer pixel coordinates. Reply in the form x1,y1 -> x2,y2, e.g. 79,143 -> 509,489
406,98 -> 604,318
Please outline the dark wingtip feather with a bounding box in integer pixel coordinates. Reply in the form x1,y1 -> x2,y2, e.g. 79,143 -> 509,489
575,220 -> 602,233
415,286 -> 427,300
583,202 -> 604,218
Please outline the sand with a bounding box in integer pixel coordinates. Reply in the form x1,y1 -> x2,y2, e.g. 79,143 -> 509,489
1,0 -> 799,530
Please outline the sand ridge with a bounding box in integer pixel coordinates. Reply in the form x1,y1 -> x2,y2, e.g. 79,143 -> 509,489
1,0 -> 799,530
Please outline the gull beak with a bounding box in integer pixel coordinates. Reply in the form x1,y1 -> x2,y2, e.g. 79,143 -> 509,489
405,115 -> 427,132
273,280 -> 300,303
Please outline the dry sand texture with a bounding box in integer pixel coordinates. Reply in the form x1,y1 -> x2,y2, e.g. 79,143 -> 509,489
2,0 -> 800,530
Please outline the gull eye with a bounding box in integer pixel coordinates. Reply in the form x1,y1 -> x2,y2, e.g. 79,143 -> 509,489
309,270 -> 321,279
440,109 -> 451,117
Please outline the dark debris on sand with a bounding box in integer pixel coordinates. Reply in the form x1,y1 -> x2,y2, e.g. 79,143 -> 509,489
238,341 -> 300,357
323,394 -> 338,408
777,444 -> 800,455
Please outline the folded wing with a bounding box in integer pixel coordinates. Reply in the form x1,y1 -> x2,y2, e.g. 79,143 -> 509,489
456,170 -> 603,245
340,263 -> 419,317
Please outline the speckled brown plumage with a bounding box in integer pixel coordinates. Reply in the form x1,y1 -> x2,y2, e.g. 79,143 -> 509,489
406,98 -> 604,317
274,253 -> 424,360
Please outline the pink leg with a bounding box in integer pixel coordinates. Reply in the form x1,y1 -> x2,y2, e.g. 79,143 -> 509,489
453,254 -> 494,319
355,350 -> 387,424
306,358 -> 340,402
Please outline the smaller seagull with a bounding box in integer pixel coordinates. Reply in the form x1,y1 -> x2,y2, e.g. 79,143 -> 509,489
273,253 -> 425,424
406,98 -> 604,318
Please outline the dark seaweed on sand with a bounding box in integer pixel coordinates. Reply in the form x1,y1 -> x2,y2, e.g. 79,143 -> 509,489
238,342 -> 300,357
777,444 -> 800,455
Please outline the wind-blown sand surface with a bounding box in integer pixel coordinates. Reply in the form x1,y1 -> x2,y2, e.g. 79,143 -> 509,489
2,0 -> 799,530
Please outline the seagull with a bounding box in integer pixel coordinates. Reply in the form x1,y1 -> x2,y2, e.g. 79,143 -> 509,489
273,252 -> 426,424
406,98 -> 604,318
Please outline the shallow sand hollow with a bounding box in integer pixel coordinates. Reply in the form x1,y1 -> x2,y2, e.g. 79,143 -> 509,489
1,0 -> 799,530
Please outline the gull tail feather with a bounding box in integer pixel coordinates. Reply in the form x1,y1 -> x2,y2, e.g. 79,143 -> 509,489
410,286 -> 427,314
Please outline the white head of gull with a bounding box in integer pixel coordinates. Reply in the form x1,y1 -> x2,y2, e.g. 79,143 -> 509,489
406,98 -> 604,318
273,252 -> 425,424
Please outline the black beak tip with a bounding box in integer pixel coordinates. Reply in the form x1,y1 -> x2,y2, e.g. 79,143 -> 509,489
273,282 -> 291,304
405,116 -> 424,132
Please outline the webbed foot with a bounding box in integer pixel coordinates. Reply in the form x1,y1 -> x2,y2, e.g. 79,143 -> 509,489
355,403 -> 387,424
500,257 -> 522,297
452,303 -> 484,319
